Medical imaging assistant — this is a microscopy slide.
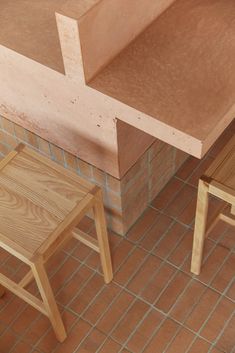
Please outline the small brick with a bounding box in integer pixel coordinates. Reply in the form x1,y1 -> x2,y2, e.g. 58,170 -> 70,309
11,305 -> 39,335
106,174 -> 121,193
123,185 -> 149,230
0,130 -> 6,143
83,283 -> 121,325
92,166 -> 107,186
64,150 -> 77,170
209,126 -> 233,158
4,133 -> 18,149
0,142 -> 10,155
149,146 -> 175,201
127,207 -> 159,243
187,338 -> 210,353
148,138 -> 165,161
38,136 -> 51,156
165,183 -> 196,219
107,211 -> 126,236
185,288 -> 220,332
77,159 -> 92,178
121,153 -> 148,192
168,229 -> 194,268
50,144 -> 65,165
201,297 -> 235,342
14,124 -> 27,141
188,155 -> 214,187
216,315 -> 235,352
153,221 -> 187,260
150,144 -> 174,177
112,299 -> 149,344
170,280 -> 206,323
105,203 -> 122,220
115,247 -> 148,286
56,265 -> 93,307
70,273 -> 104,315
151,177 -> 183,210
197,244 -> 230,285
226,280 -> 235,301
26,130 -> 38,148
77,328 -> 106,353
96,291 -> 134,335
140,213 -> 172,252
104,189 -> 122,211
174,149 -> 188,172
47,319 -> 91,353
10,341 -> 32,353
0,330 -> 18,353
127,255 -> 162,296
127,309 -> 164,353
111,238 -> 133,272
1,117 -> 15,134
166,326 -> 195,353
144,319 -> 179,353
176,156 -> 199,181
149,170 -> 174,202
141,262 -> 176,304
122,169 -> 148,207
98,338 -> 121,353
155,271 -> 190,313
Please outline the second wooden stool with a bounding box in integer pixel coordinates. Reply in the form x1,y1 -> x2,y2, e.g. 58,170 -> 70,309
191,135 -> 235,275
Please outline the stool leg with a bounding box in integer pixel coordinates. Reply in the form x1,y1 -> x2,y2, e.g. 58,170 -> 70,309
191,179 -> 209,275
93,191 -> 113,283
31,261 -> 67,342
0,284 -> 5,297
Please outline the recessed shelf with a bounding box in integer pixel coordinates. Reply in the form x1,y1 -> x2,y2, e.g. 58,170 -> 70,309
90,0 -> 235,155
0,0 -> 99,73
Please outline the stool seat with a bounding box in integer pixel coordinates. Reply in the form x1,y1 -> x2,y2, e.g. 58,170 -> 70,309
0,144 -> 91,258
206,135 -> 235,193
0,144 -> 113,341
191,134 -> 235,275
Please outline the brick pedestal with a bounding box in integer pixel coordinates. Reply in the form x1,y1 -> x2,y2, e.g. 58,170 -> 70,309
0,116 -> 188,235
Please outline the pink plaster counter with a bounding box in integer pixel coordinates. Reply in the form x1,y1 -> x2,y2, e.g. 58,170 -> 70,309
0,0 -> 234,178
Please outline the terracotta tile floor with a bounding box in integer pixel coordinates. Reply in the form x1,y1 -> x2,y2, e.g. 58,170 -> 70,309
0,123 -> 235,353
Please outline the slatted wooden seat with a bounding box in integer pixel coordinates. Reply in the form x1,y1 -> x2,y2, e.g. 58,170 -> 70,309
0,144 -> 113,341
191,135 -> 235,275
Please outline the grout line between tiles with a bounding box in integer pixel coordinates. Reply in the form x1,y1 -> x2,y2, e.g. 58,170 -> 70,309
183,249 -> 235,353
118,304 -> 161,353
72,292 -> 138,353
206,271 -> 235,352
63,209 -> 233,349
158,242 -> 229,353
118,218 -> 178,290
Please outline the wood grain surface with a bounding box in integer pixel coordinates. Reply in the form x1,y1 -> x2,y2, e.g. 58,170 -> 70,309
0,146 -> 94,255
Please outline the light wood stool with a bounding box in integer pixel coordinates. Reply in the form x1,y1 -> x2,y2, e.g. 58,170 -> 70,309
191,135 -> 235,275
0,144 -> 113,341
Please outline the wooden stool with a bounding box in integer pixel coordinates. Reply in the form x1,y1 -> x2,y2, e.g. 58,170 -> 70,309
191,135 -> 235,275
0,144 -> 113,341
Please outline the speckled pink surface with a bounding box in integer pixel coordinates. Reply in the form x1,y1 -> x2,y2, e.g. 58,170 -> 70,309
0,0 -> 234,177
